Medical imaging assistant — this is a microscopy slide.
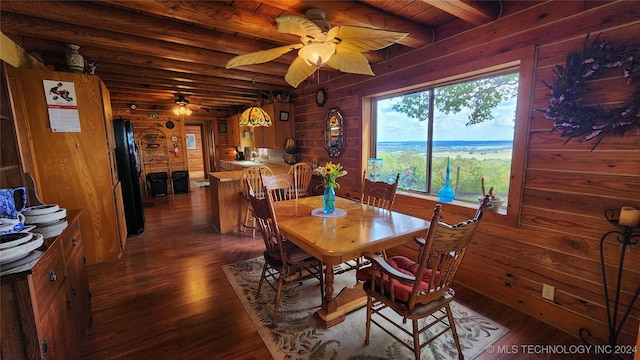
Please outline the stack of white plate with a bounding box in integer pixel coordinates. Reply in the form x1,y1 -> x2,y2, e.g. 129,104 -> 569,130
0,231 -> 44,275
23,205 -> 68,239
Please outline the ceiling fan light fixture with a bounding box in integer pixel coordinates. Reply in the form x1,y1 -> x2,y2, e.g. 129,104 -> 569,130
298,43 -> 335,67
173,96 -> 192,116
172,106 -> 192,116
239,106 -> 272,127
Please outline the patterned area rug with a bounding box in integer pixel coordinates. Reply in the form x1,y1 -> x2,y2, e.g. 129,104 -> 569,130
223,257 -> 508,360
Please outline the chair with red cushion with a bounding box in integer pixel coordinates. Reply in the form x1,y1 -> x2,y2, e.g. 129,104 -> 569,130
356,195 -> 490,360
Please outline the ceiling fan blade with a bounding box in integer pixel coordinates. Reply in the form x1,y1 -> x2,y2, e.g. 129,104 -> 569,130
226,44 -> 302,69
276,15 -> 326,41
327,26 -> 408,52
285,57 -> 318,88
326,50 -> 375,76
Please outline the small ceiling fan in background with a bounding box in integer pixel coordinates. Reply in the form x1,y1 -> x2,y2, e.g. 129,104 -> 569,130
226,9 -> 408,88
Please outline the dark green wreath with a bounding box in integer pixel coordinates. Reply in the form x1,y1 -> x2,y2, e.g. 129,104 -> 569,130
541,34 -> 640,150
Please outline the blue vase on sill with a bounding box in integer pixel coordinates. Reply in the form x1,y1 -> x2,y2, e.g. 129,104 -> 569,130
323,186 -> 336,214
438,157 -> 456,202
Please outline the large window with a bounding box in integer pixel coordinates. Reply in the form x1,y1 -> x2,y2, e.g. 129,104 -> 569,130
373,72 -> 519,207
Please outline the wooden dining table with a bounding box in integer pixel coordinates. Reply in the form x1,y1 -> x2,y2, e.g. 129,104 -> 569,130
271,195 -> 431,327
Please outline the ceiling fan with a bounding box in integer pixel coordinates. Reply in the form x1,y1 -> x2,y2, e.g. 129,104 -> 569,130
225,9 -> 408,88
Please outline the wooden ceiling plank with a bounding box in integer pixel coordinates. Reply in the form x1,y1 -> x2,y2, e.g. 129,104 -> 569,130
100,0 -> 301,44
421,0 -> 500,26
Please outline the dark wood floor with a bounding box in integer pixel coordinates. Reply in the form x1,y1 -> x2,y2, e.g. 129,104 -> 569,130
80,185 -> 590,360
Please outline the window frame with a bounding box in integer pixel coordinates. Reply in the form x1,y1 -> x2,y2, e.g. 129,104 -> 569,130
362,58 -> 534,227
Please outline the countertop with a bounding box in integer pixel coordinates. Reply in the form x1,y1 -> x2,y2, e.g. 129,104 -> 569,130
210,161 -> 289,182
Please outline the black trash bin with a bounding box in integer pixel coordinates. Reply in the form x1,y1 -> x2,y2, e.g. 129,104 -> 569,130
171,171 -> 189,194
146,172 -> 168,197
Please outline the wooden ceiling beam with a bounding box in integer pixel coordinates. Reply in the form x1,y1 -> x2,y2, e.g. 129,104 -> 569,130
101,0 -> 300,45
421,0 -> 500,26
0,12 -> 290,76
0,1 -> 287,58
103,80 -> 257,104
93,0 -> 390,63
11,35 -> 291,88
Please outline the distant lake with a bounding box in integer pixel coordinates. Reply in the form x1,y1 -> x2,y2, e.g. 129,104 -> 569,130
377,140 -> 513,153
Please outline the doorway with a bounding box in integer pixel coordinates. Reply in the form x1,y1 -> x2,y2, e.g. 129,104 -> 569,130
184,123 -> 206,180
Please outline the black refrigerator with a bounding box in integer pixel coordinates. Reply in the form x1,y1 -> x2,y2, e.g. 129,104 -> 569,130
113,119 -> 145,235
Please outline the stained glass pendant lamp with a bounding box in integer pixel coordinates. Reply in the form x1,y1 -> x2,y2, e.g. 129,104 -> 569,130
239,106 -> 272,127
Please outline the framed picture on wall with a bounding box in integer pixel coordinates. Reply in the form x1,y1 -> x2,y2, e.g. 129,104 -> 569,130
279,111 -> 289,121
186,133 -> 197,150
218,122 -> 227,133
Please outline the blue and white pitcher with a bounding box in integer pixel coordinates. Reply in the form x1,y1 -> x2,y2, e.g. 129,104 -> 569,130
0,186 -> 27,218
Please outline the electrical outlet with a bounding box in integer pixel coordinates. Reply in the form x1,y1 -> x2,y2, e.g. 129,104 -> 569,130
542,284 -> 555,301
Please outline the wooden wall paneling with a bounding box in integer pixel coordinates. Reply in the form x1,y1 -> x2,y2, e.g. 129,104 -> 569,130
526,150 -> 640,175
524,169 -> 638,199
528,130 -> 640,151
289,0 -> 640,344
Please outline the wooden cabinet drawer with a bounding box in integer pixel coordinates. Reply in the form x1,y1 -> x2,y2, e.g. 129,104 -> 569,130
30,240 -> 65,322
60,220 -> 82,264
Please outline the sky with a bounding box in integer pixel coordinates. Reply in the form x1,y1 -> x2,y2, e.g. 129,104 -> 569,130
376,96 -> 517,142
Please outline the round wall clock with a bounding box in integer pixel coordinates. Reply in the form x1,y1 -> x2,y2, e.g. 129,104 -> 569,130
315,88 -> 327,107
165,119 -> 175,129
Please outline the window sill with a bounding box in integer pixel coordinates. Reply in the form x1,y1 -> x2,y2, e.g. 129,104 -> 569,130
395,190 -> 507,216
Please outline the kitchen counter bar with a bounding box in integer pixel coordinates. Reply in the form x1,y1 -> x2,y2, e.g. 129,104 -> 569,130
208,163 -> 288,234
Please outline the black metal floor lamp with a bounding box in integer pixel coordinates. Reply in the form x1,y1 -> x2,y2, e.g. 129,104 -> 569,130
581,208 -> 639,359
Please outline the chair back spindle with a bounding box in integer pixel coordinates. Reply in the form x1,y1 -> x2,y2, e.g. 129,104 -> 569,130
261,173 -> 297,202
287,162 -> 313,197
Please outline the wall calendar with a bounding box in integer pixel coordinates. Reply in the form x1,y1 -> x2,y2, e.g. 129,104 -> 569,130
42,80 -> 81,132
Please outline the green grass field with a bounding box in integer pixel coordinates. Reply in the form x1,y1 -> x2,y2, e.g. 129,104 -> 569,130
376,148 -> 512,204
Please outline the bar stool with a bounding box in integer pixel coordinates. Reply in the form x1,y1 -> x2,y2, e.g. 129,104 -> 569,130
239,164 -> 273,237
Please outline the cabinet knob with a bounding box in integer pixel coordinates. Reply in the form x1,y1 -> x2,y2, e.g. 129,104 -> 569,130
72,239 -> 77,246
49,271 -> 57,281
67,299 -> 73,309
72,287 -> 78,295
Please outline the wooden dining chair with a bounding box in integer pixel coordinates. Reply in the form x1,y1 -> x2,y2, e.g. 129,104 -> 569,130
247,181 -> 323,325
355,170 -> 401,269
356,195 -> 490,360
261,173 -> 297,202
361,169 -> 400,210
239,164 -> 273,237
287,162 -> 313,198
